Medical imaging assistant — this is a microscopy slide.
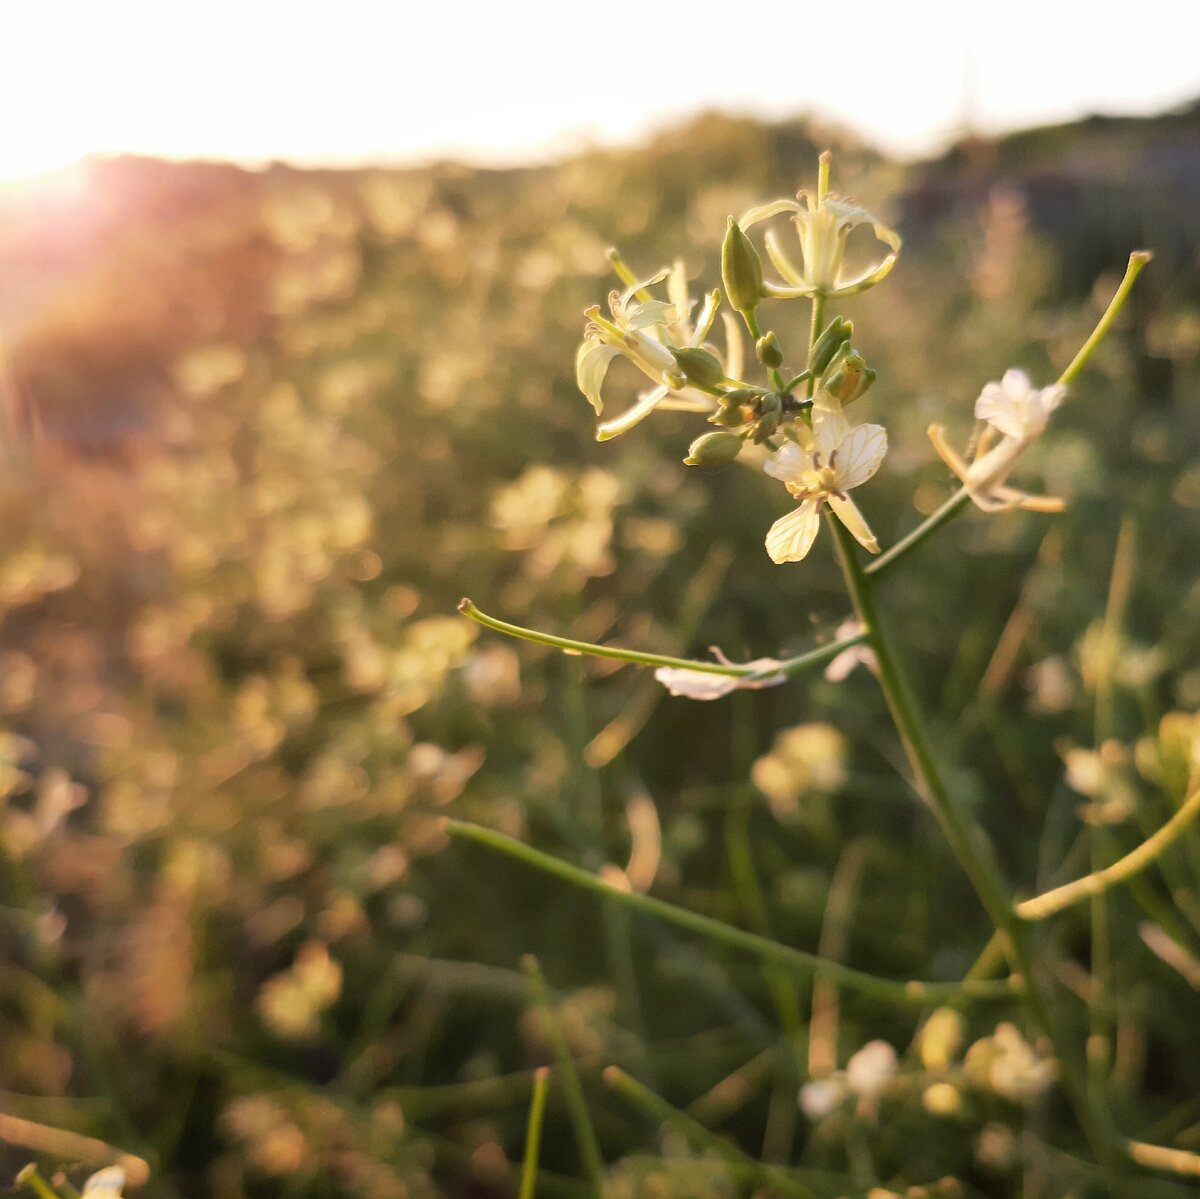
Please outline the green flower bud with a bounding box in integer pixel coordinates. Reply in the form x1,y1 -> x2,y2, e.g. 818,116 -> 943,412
670,346 -> 725,389
756,331 -> 783,369
720,387 -> 763,406
709,405 -> 750,428
823,353 -> 876,405
808,317 -> 854,376
751,410 -> 781,443
721,217 -> 763,317
684,431 -> 743,466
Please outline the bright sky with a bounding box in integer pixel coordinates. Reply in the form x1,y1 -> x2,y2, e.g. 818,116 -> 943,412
2,0 -> 1198,181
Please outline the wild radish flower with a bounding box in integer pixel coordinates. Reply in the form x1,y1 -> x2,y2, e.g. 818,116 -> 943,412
575,261 -> 743,441
928,369 -> 1066,513
740,190 -> 901,299
762,407 -> 887,563
655,647 -> 786,700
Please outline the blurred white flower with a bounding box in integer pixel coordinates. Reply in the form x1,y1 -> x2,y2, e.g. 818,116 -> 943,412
799,1077 -> 847,1120
929,370 -> 1066,513
655,647 -> 785,701
845,1039 -> 898,1099
823,619 -> 877,681
762,407 -> 887,563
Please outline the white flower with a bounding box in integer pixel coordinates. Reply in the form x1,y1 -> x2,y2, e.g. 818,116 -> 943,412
740,191 -> 901,299
655,646 -> 786,701
928,369 -> 1066,513
799,1077 -> 847,1120
575,261 -> 743,441
845,1039 -> 898,1099
762,407 -> 887,563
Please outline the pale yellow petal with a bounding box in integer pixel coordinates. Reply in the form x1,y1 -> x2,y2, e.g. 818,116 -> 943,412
765,499 -> 821,563
834,423 -> 888,490
596,385 -> 670,441
575,337 -> 619,414
828,494 -> 879,553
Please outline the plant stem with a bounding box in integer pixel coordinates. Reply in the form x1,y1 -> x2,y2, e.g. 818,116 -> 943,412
1059,252 -> 1152,386
458,598 -> 865,681
518,1067 -> 551,1199
602,1067 -> 817,1199
865,489 -> 971,577
522,956 -> 606,1195
1017,785 -> 1200,920
449,820 -> 1016,1008
826,512 -> 1113,1160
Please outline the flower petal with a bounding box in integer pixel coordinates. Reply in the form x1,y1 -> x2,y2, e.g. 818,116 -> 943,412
596,384 -> 671,441
834,422 -> 888,490
763,442 -> 808,484
623,299 -> 676,332
739,197 -> 803,229
654,668 -> 742,700
764,228 -> 809,288
828,493 -> 879,553
812,404 -> 851,460
575,337 -> 620,414
765,499 -> 821,563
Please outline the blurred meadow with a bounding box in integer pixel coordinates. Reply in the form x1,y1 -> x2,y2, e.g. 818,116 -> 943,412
1,102 -> 1200,1199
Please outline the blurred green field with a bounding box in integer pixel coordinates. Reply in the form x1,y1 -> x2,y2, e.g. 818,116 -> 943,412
1,107 -> 1199,1198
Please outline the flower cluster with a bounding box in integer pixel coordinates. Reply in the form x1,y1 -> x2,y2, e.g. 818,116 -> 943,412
575,155 -> 1075,575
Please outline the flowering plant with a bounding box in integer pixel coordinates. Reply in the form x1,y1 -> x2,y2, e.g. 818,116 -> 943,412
454,152 -> 1200,1193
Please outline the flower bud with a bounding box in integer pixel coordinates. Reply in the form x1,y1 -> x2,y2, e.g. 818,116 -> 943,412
684,431 -> 742,466
670,346 -> 725,389
808,317 -> 854,376
756,332 -> 783,369
721,217 -> 763,317
823,352 -> 875,405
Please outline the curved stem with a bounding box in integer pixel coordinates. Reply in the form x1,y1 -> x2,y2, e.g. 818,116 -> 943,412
448,820 -> 1017,1008
1018,785 -> 1200,921
458,598 -> 865,681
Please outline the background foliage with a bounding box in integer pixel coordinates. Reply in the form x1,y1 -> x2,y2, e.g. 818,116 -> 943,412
1,105 -> 1199,1198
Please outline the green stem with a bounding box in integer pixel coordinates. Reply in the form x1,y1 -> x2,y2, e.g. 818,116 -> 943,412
826,512 -> 1113,1160
448,821 -> 1015,1008
15,1166 -> 60,1199
602,1067 -> 817,1199
865,489 -> 971,577
518,1067 -> 551,1199
458,598 -> 865,681
1058,252 -> 1152,386
522,956 -> 605,1195
1017,785 -> 1200,920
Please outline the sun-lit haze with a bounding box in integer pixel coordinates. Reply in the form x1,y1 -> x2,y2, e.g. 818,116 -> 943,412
3,0 -> 1199,181
3,0 -> 1199,182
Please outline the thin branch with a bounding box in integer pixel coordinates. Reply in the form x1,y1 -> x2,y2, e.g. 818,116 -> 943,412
1017,786 -> 1200,921
448,820 -> 1017,1008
